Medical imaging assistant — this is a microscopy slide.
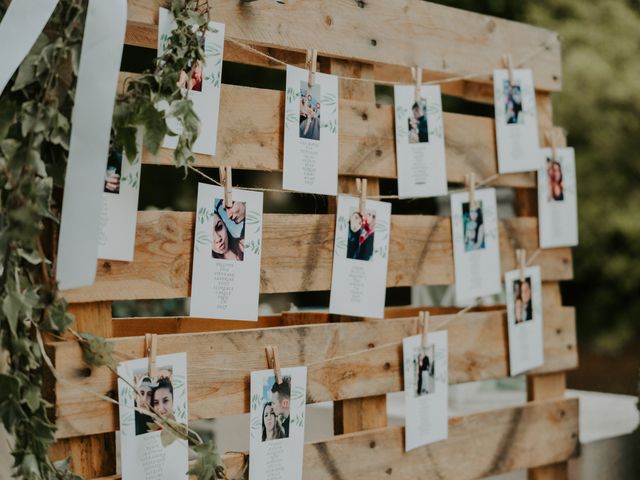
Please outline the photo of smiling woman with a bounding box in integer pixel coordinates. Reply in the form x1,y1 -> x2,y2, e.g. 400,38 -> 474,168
212,198 -> 246,261
261,402 -> 286,442
546,157 -> 564,202
346,209 -> 376,261
131,369 -> 176,436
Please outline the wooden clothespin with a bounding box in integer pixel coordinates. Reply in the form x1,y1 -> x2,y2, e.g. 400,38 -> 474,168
219,166 -> 232,208
265,345 -> 283,385
502,53 -> 514,84
412,66 -> 423,104
145,333 -> 158,379
418,311 -> 430,348
356,178 -> 367,215
517,249 -> 526,282
545,130 -> 558,162
465,172 -> 476,210
306,48 -> 318,86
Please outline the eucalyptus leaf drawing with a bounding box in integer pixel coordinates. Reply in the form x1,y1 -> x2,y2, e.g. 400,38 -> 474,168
195,231 -> 210,253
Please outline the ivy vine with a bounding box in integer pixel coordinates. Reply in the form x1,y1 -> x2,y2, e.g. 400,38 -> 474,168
0,0 -> 224,478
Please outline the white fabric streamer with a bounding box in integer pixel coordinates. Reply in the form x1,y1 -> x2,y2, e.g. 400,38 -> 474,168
0,0 -> 60,94
56,0 -> 127,289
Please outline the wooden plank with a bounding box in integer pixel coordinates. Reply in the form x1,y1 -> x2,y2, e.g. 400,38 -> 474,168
93,399 -> 579,480
112,314 -> 283,336
125,77 -> 564,187
61,213 -> 573,303
126,0 -> 562,92
50,307 -> 577,438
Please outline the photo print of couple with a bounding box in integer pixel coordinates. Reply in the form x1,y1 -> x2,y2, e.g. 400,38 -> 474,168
413,344 -> 436,397
504,79 -> 523,125
104,141 -> 122,194
462,201 -> 485,252
408,97 -> 429,144
346,208 -> 376,261
299,81 -> 320,141
513,277 -> 533,324
212,198 -> 246,261
118,353 -> 188,480
176,32 -> 205,93
190,183 -> 263,320
250,367 -> 307,480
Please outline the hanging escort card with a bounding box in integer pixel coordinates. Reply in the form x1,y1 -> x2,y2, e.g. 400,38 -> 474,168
393,84 -> 447,198
189,182 -> 263,320
329,194 -> 391,318
505,265 -> 544,375
493,68 -> 540,173
157,8 -> 224,155
97,136 -> 142,261
249,366 -> 308,480
450,188 -> 501,302
537,147 -> 579,248
282,64 -> 339,195
118,352 -> 189,480
403,329 -> 448,451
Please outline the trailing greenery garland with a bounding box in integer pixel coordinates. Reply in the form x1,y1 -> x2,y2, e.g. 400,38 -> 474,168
0,0 -> 224,477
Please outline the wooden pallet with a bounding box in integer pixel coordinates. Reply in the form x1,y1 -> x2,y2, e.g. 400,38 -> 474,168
47,2 -> 578,479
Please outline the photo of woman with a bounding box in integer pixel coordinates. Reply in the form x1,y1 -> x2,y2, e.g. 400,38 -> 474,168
132,368 -> 177,436
546,157 -> 564,201
462,201 -> 485,252
346,209 -> 375,261
261,375 -> 291,442
414,345 -> 436,397
177,35 -> 205,92
299,81 -> 321,141
504,80 -> 523,124
408,98 -> 429,143
513,277 -> 533,324
212,198 -> 246,261
104,142 -> 122,194
261,402 -> 286,441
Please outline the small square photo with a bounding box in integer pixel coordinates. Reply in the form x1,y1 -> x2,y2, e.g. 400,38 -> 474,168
413,344 -> 436,397
177,33 -> 205,92
212,198 -> 246,261
261,375 -> 292,442
346,208 -> 376,261
512,277 -> 533,324
504,80 -> 523,125
462,201 -> 485,252
104,142 -> 122,194
299,81 -> 321,141
546,157 -> 565,202
408,98 -> 429,144
131,366 -> 177,437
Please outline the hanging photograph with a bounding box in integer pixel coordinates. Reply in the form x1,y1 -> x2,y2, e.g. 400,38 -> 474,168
157,8 -> 225,155
394,84 -> 447,198
505,266 -> 544,375
451,188 -> 501,302
249,367 -> 307,480
493,69 -> 540,173
329,195 -> 391,318
403,330 -> 448,451
98,135 -> 142,262
118,352 -> 189,480
190,183 -> 263,320
283,65 -> 339,195
537,147 -> 579,248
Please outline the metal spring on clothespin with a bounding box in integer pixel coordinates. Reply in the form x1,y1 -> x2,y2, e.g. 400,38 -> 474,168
502,53 -> 514,84
418,311 -> 430,349
306,48 -> 318,86
265,345 -> 283,385
219,166 -> 232,208
412,66 -> 423,104
145,333 -> 158,379
545,130 -> 558,162
465,173 -> 476,210
516,249 -> 526,283
356,178 -> 367,215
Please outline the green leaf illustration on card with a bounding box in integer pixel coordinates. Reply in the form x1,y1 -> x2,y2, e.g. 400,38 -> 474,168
337,215 -> 347,231
376,219 -> 389,233
291,386 -> 306,406
195,231 -> 209,253
286,111 -> 299,130
321,119 -> 337,134
246,210 -> 262,234
335,238 -> 347,257
286,86 -> 299,104
321,93 -> 337,114
291,413 -> 305,428
251,393 -> 261,412
197,206 -> 213,225
245,239 -> 261,256
427,102 -> 442,115
121,411 -> 134,428
374,242 -> 388,259
205,41 -> 221,58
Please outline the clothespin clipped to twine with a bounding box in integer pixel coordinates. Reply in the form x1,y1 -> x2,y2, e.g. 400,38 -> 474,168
219,166 -> 232,208
265,345 -> 283,385
411,66 -> 423,104
418,311 -> 430,349
145,333 -> 158,379
356,178 -> 367,215
465,173 -> 476,210
516,249 -> 526,283
545,130 -> 558,162
502,53 -> 514,84
306,48 -> 318,86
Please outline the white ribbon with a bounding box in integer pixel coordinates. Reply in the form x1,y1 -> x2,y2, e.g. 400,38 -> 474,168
56,0 -> 127,289
0,0 -> 60,94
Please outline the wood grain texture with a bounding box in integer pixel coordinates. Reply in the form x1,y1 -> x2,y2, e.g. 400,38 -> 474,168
126,78 -> 564,187
61,212 -> 573,303
92,399 -> 578,480
126,0 -> 562,91
50,306 -> 577,438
